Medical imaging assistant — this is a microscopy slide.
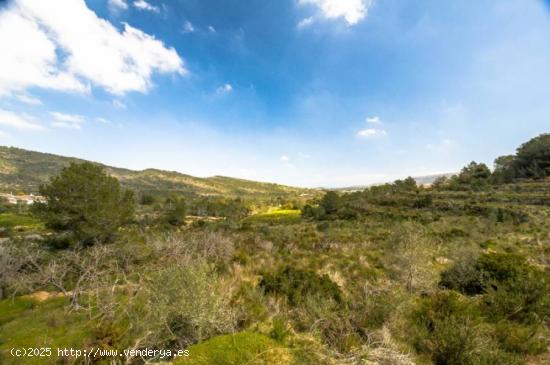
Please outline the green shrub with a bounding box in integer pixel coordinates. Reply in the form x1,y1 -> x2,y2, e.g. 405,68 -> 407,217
269,318 -> 288,342
439,251 -> 484,295
259,266 -> 343,307
165,197 -> 187,226
440,252 -> 550,324
232,282 -> 268,328
120,261 -> 235,350
409,291 -> 501,365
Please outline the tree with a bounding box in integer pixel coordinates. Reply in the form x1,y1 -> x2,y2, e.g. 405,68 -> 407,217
394,176 -> 417,191
456,161 -> 491,190
387,221 -> 434,293
513,133 -> 550,179
459,161 -> 491,181
492,155 -> 516,184
320,191 -> 340,215
35,162 -> 135,247
431,176 -> 449,190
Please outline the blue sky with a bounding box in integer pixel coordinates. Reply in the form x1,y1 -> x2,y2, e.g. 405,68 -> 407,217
0,0 -> 549,187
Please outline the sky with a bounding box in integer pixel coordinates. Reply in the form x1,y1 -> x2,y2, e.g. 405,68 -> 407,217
0,0 -> 549,188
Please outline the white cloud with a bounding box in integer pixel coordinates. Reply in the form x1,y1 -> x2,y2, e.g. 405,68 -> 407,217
280,155 -> 290,162
216,83 -> 233,94
357,128 -> 387,138
208,25 -> 216,33
95,117 -> 111,124
0,0 -> 184,96
0,109 -> 45,130
52,121 -> 82,129
366,116 -> 382,125
15,93 -> 42,105
133,0 -> 160,13
50,111 -> 85,123
182,21 -> 195,33
112,100 -> 127,109
50,111 -> 85,129
297,17 -> 314,29
109,0 -> 128,10
0,7 -> 88,96
299,0 -> 373,25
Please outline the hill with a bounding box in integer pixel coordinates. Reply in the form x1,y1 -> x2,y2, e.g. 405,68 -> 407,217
0,146 -> 316,200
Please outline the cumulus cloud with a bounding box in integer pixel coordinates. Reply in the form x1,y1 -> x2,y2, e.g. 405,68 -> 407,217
133,0 -> 160,13
357,128 -> 387,138
50,111 -> 85,129
0,109 -> 45,130
298,0 -> 373,25
216,84 -> 233,94
0,0 -> 184,96
109,0 -> 128,10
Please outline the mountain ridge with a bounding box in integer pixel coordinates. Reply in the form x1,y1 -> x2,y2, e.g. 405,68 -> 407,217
0,146 -> 315,199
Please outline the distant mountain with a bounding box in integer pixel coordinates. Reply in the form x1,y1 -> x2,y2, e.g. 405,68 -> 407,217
332,173 -> 457,192
0,146 -> 316,199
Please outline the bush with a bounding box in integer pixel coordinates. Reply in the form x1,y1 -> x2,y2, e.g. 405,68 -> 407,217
408,291 -> 522,365
140,194 -> 155,205
440,252 -> 550,324
439,250 -> 484,295
123,261 -> 235,349
165,197 -> 187,226
259,266 -> 343,307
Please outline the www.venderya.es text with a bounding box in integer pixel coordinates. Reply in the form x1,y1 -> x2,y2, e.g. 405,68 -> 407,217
10,347 -> 190,360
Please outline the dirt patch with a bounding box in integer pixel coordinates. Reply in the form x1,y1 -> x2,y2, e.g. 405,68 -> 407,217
22,291 -> 65,302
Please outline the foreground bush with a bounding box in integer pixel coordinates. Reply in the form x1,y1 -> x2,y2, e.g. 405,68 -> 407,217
408,291 -> 523,365
259,266 -> 343,307
440,252 -> 550,323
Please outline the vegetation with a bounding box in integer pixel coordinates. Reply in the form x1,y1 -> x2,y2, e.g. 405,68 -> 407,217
0,133 -> 549,364
34,162 -> 135,247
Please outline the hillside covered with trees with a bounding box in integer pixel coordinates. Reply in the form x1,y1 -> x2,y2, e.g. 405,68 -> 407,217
0,146 -> 315,201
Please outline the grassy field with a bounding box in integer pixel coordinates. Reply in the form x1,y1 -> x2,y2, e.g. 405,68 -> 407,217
243,209 -> 302,224
0,213 -> 45,233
